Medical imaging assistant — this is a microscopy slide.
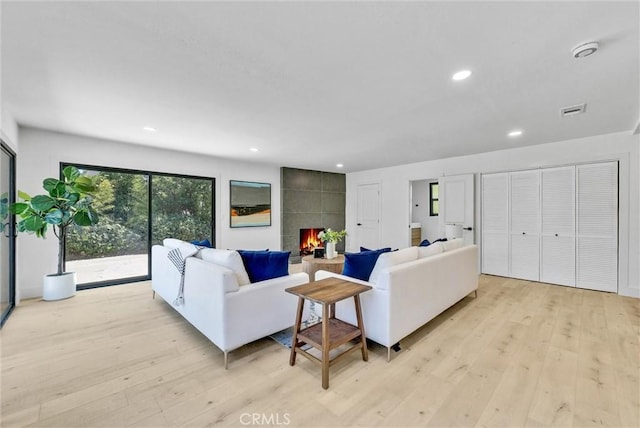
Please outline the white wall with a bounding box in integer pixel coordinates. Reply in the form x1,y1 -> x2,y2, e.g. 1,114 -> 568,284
1,109 -> 19,152
346,131 -> 640,298
17,127 -> 283,299
410,179 -> 439,242
0,19 -> 19,152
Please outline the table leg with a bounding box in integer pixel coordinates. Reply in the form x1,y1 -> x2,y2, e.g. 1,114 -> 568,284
354,294 -> 368,361
321,302 -> 330,389
289,297 -> 305,366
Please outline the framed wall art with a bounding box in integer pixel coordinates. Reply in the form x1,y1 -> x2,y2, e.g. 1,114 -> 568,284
229,180 -> 271,228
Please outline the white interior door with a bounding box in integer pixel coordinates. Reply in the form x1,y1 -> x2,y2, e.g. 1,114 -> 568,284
481,173 -> 509,276
439,174 -> 475,245
356,183 -> 380,251
541,166 -> 576,286
576,162 -> 618,292
509,170 -> 540,281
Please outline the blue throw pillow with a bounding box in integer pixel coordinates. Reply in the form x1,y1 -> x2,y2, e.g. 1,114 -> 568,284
191,238 -> 212,248
342,249 -> 389,281
237,250 -> 290,283
418,239 -> 431,247
360,246 -> 392,252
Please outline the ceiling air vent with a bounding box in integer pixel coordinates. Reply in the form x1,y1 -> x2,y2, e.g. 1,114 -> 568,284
561,103 -> 587,117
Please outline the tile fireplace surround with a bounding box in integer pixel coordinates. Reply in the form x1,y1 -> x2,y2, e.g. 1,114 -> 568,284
281,167 -> 346,263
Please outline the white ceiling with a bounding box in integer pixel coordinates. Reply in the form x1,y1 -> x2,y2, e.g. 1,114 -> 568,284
2,1 -> 639,172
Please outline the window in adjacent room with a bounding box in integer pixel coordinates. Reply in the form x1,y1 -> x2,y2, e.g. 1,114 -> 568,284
430,182 -> 439,216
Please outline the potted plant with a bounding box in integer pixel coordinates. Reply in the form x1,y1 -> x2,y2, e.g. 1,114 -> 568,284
317,228 -> 347,259
10,166 -> 99,300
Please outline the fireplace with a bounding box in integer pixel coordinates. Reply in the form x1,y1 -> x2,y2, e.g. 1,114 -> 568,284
299,228 -> 324,256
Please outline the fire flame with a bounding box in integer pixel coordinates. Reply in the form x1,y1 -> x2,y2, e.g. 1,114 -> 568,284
300,228 -> 324,256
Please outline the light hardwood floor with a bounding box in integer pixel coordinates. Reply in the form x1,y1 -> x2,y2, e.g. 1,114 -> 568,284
1,275 -> 638,427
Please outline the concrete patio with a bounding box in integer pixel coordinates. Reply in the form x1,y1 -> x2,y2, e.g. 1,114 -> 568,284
67,254 -> 148,284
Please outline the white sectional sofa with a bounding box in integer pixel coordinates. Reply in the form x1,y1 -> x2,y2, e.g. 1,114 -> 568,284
152,239 -> 309,368
316,240 -> 478,360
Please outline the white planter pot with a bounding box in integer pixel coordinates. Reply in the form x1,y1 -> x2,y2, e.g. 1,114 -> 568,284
43,272 -> 77,301
325,242 -> 337,259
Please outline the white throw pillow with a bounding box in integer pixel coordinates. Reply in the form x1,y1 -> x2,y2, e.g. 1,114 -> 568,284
368,247 -> 419,284
163,238 -> 189,250
417,242 -> 444,258
199,248 -> 251,286
442,238 -> 464,252
170,242 -> 200,265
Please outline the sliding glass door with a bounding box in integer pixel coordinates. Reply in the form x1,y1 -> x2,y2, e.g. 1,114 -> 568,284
0,141 -> 16,327
66,168 -> 150,285
64,164 -> 215,288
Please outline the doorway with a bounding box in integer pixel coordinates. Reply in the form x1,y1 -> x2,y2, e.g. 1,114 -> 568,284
0,141 -> 16,327
410,179 -> 439,244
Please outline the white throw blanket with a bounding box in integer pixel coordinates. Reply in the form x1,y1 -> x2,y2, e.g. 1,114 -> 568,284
167,244 -> 201,306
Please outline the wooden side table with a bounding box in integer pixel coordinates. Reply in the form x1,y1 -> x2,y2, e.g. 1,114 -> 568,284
301,254 -> 345,281
286,277 -> 372,389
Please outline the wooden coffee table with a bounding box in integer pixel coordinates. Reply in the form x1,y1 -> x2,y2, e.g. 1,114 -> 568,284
286,277 -> 372,389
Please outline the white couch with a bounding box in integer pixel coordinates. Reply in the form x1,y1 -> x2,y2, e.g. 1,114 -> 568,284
316,240 -> 478,360
152,239 -> 309,368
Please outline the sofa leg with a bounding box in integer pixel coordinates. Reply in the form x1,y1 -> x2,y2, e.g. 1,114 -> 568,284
387,347 -> 391,362
152,290 -> 155,299
224,351 -> 229,370
474,290 -> 478,298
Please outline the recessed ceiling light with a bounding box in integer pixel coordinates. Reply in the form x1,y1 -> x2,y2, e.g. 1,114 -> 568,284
452,70 -> 472,81
572,42 -> 598,58
336,164 -> 344,168
249,147 -> 259,152
143,126 -> 157,132
508,130 -> 523,137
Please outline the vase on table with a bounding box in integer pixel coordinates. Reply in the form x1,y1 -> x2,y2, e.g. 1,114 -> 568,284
325,241 -> 337,259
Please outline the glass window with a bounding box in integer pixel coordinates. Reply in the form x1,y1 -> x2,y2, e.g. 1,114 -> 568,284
64,164 -> 215,288
66,169 -> 150,285
152,175 -> 213,245
430,182 -> 439,216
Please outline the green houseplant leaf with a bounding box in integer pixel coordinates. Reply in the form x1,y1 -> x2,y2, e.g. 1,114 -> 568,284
65,192 -> 80,205
63,165 -> 81,182
73,176 -> 96,193
44,209 -> 64,225
51,182 -> 67,198
9,202 -> 29,215
20,215 -> 45,232
17,190 -> 31,201
43,178 -> 61,193
30,195 -> 56,212
73,208 -> 98,226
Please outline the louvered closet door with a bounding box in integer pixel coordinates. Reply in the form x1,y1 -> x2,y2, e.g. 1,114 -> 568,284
482,173 -> 509,276
576,162 -> 618,292
509,170 -> 540,281
540,166 -> 576,286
